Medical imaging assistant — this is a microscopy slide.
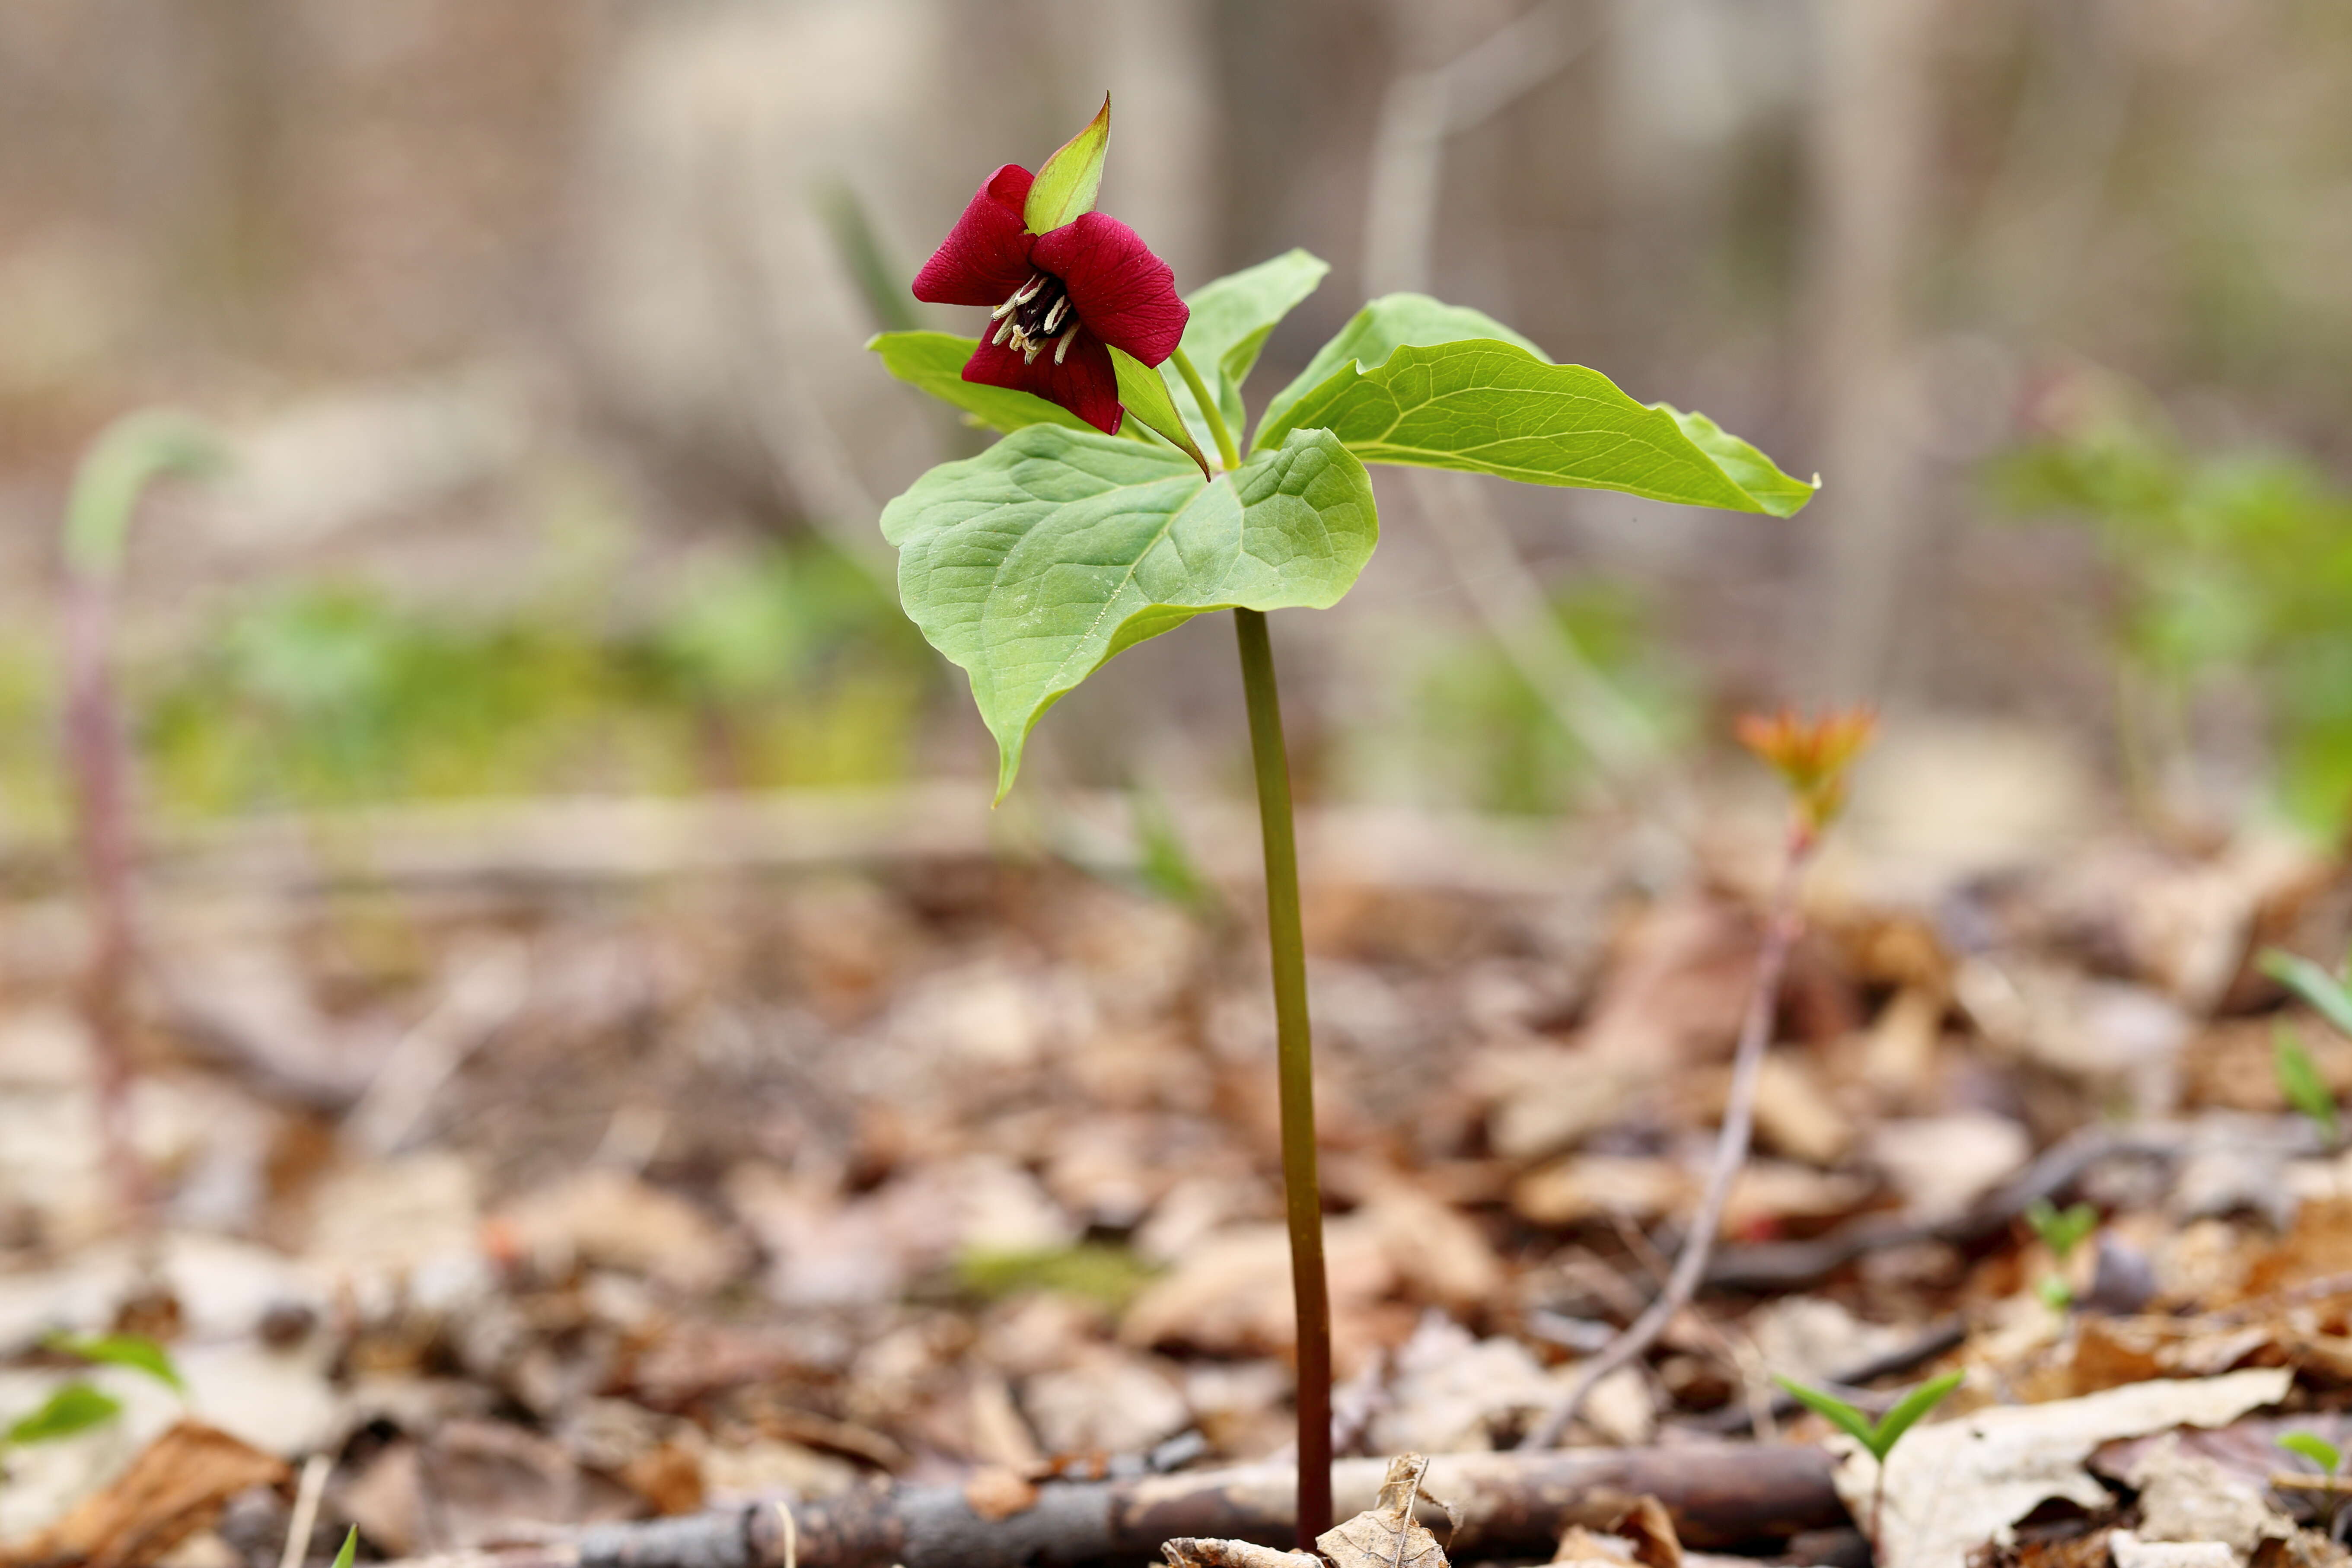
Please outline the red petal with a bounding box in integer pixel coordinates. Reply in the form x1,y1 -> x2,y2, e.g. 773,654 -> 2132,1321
963,331 -> 1122,435
1032,213 -> 1189,366
912,165 -> 1037,307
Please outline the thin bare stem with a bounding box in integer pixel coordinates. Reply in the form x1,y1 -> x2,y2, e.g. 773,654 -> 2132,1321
64,577 -> 146,1217
1521,825 -> 1816,1449
1233,606 -> 1332,1544
60,411 -> 223,1223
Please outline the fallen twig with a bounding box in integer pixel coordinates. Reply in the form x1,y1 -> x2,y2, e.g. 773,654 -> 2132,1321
1701,1120 -> 2311,1291
367,1445 -> 1843,1568
1521,832 -> 1815,1450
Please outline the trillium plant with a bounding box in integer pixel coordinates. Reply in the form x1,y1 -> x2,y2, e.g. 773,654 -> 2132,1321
870,98 -> 1816,1540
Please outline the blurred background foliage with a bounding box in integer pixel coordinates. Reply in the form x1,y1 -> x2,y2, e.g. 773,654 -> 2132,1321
3,0 -> 2352,838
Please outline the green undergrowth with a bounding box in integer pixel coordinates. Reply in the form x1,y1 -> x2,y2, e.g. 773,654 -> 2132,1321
954,1243 -> 1160,1310
1995,377 -> 2352,830
0,541 -> 936,833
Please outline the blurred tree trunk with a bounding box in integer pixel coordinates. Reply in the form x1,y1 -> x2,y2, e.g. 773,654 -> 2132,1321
1803,0 -> 1940,699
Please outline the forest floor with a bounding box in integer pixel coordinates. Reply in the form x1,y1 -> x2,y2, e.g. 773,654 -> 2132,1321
6,770 -> 2352,1568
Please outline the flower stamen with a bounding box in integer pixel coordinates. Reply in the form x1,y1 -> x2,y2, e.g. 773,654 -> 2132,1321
996,270 -> 1077,365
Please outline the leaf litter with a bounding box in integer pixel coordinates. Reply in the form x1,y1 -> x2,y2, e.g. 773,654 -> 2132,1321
12,794 -> 2352,1564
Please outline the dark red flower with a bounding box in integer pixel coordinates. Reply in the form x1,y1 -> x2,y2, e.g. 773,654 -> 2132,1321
912,164 -> 1189,435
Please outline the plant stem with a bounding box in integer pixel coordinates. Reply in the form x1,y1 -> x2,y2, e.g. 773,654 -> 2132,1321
59,411 -> 223,1223
1170,347 -> 1241,473
1521,821 -> 1817,1450
1232,606 -> 1332,1546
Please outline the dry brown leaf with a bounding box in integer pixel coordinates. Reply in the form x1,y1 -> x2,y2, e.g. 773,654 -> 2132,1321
1550,1525 -> 1629,1565
1612,1496 -> 1681,1568
1317,1453 -> 1449,1568
1120,1217 -> 1394,1361
619,1440 -> 706,1517
962,1466 -> 1041,1521
1752,1052 -> 1855,1166
1161,1541 -> 1321,1568
0,1421 -> 288,1568
2110,1534 -> 2236,1568
2243,1198 -> 2352,1300
495,1166 -> 747,1294
1842,1368 -> 2291,1568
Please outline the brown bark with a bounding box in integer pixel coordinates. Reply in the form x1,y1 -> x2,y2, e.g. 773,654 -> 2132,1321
380,1446 -> 1844,1568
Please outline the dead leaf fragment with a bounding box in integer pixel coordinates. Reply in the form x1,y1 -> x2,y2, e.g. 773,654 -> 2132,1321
0,1421 -> 288,1568
1551,1526 -> 1629,1565
2125,1432 -> 2293,1556
1612,1496 -> 1682,1568
1162,1541 -> 1321,1568
1842,1368 -> 2291,1568
962,1466 -> 1040,1521
2110,1535 -> 2236,1568
1318,1453 -> 1448,1568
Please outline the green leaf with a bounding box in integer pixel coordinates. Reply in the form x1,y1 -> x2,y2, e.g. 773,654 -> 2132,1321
2275,1023 -> 2340,1140
1257,293 -> 1543,443
869,331 -> 1094,436
2265,948 -> 2352,1041
1170,250 -> 1331,449
1025,94 -> 1111,235
1662,406 -> 1821,519
881,424 -> 1379,800
6,1381 -> 123,1446
331,1526 -> 360,1568
1260,336 -> 1814,516
2280,1431 -> 2343,1475
1109,345 -> 1212,479
2022,1198 -> 2098,1262
1869,1370 -> 1965,1462
47,1332 -> 186,1394
1774,1377 -> 1879,1452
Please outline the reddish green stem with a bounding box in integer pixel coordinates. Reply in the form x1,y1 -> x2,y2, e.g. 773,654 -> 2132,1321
1233,606 -> 1332,1546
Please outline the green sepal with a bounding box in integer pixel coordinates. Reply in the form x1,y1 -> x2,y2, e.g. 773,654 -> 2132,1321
1025,95 -> 1111,235
1109,346 -> 1212,479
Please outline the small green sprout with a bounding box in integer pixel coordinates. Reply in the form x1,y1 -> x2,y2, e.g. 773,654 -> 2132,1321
1778,1370 -> 1964,1551
2276,1025 -> 2340,1143
2024,1197 -> 2099,1310
45,1331 -> 186,1395
2024,1198 -> 2098,1262
2280,1431 -> 2342,1474
1778,1370 -> 1965,1465
0,1332 -> 186,1463
332,1527 -> 359,1568
2279,1431 -> 2350,1537
5,1383 -> 123,1447
2264,948 -> 2352,1040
